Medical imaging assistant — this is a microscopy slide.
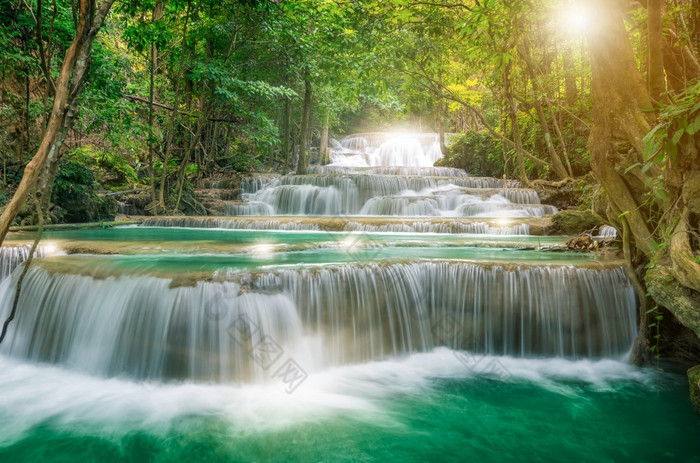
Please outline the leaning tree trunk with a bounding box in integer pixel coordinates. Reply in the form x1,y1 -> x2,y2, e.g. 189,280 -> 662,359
0,0 -> 115,246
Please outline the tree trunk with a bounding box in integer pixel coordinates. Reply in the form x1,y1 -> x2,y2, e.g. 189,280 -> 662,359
438,103 -> 447,155
547,102 -> 574,177
562,48 -> 578,107
648,0 -> 666,102
519,40 -> 570,180
158,0 -> 191,209
319,111 -> 329,165
147,2 -> 164,202
503,64 -> 529,186
296,68 -> 312,175
282,96 -> 293,172
586,0 -> 656,254
0,0 -> 115,246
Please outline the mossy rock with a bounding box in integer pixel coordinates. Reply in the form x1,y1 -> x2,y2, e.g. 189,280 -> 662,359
547,209 -> 602,235
688,365 -> 700,416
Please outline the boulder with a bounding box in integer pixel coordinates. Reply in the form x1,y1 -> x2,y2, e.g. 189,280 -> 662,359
546,209 -> 603,235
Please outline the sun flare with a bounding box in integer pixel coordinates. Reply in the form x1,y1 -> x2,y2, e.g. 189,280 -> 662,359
559,3 -> 593,36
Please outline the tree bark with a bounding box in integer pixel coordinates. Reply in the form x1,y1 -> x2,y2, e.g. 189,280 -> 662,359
648,0 -> 666,102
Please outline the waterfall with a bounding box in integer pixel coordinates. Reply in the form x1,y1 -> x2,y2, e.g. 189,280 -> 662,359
598,225 -> 618,239
223,201 -> 274,216
229,132 -> 540,221
247,174 -> 537,217
331,132 -> 444,167
307,166 -> 468,177
343,221 -> 531,235
0,262 -> 637,383
139,216 -> 543,234
240,175 -> 278,195
141,217 -> 321,231
0,245 -> 50,281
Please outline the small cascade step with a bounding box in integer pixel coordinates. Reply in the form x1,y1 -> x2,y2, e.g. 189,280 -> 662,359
140,215 -> 551,234
244,172 -> 543,217
307,165 -> 467,177
223,201 -> 274,216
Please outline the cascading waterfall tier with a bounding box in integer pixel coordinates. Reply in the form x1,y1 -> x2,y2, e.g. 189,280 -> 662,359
307,166 -> 467,177
330,132 -> 447,167
139,216 -> 549,234
0,245 -> 50,281
242,173 -> 547,218
0,261 -> 637,383
343,220 -> 531,235
213,132 -> 552,221
141,217 -> 322,231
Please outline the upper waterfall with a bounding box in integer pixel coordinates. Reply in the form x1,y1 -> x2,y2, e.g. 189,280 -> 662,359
329,132 -> 447,167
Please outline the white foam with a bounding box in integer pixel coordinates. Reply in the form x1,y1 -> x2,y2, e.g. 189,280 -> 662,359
0,350 -> 656,446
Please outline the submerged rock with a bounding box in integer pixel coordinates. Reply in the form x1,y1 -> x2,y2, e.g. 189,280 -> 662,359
689,365 -> 700,415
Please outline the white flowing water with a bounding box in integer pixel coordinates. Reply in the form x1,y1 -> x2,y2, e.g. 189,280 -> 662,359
0,262 -> 636,382
330,132 -> 445,167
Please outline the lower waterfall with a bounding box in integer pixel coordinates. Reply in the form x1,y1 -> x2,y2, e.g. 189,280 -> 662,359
0,262 -> 637,383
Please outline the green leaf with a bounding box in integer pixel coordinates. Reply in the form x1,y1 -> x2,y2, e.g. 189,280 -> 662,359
654,189 -> 668,202
641,161 -> 655,173
688,115 -> 700,135
671,128 -> 684,145
624,162 -> 641,174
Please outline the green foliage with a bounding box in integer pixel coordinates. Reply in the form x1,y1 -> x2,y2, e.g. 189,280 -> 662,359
438,131 -> 504,178
0,190 -> 9,208
67,146 -> 138,189
52,161 -> 117,223
633,80 -> 700,228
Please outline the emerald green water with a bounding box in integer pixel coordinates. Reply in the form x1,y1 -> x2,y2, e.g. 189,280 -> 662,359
15,226 -> 592,272
43,246 -> 599,278
12,226 -> 567,247
0,353 -> 698,462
